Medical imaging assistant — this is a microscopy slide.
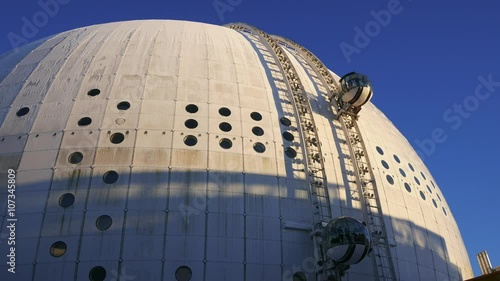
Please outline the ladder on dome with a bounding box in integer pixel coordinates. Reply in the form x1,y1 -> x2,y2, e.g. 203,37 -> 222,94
226,23 -> 334,281
273,35 -> 398,281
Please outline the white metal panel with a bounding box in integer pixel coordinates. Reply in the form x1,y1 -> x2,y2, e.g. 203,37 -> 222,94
33,262 -> 76,281
41,211 -> 84,237
207,212 -> 244,238
121,261 -> 163,280
176,76 -> 209,103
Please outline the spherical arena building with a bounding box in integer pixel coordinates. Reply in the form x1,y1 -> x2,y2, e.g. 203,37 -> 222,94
0,20 -> 473,281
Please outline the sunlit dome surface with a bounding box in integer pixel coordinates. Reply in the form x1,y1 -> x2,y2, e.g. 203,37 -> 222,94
0,20 -> 472,281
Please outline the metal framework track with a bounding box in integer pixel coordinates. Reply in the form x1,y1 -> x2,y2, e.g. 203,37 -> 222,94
273,35 -> 398,281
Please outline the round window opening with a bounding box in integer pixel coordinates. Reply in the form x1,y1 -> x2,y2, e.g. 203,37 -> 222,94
293,272 -> 307,281
443,207 -> 447,216
117,101 -> 130,110
280,117 -> 292,126
432,199 -> 437,208
404,183 -> 412,193
386,175 -> 394,185
87,89 -> 101,97
110,133 -> 125,144
414,176 -> 420,185
59,193 -> 75,208
50,241 -> 67,258
16,107 -> 30,117
399,168 -> 406,177
427,185 -> 432,193
250,112 -> 262,121
282,131 -> 294,141
376,146 -> 384,155
175,266 -> 192,281
96,215 -> 113,230
285,147 -> 297,158
219,122 -> 232,132
103,170 -> 119,184
252,126 -> 264,136
184,119 -> 198,129
89,266 -> 106,281
219,138 -> 233,149
393,154 -> 400,163
253,142 -> 266,153
408,163 -> 415,172
218,107 -> 231,117
78,117 -> 92,126
420,191 -> 426,200
185,104 -> 198,113
437,193 -> 442,201
68,152 -> 83,164
183,135 -> 198,146
381,160 -> 389,169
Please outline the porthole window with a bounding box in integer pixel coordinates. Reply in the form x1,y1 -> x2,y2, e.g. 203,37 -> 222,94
414,176 -> 420,185
376,146 -> 384,155
68,152 -> 84,164
185,104 -> 198,113
381,160 -> 389,169
184,135 -> 198,146
117,101 -> 130,110
184,119 -> 198,129
399,168 -> 406,177
103,170 -> 119,184
219,122 -> 232,132
431,181 -> 436,188
419,191 -> 426,200
442,207 -> 447,216
280,117 -> 292,126
426,185 -> 432,193
87,89 -> 101,97
386,175 -> 394,185
218,107 -> 231,117
175,266 -> 192,281
89,266 -> 106,281
404,183 -> 411,193
250,112 -> 262,121
282,131 -> 294,141
50,241 -> 67,257
393,154 -> 400,163
408,163 -> 415,172
432,199 -> 438,208
437,193 -> 442,201
285,147 -> 297,158
420,172 -> 426,180
96,215 -> 112,230
253,142 -> 266,153
293,272 -> 307,281
219,138 -> 232,149
252,126 -> 264,136
59,193 -> 75,208
110,133 -> 125,144
16,107 -> 30,117
78,117 -> 92,126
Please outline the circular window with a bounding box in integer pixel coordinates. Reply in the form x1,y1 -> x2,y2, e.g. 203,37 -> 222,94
408,163 -> 415,172
110,133 -> 125,144
376,146 -> 384,155
89,266 -> 106,281
437,193 -> 441,201
219,122 -> 232,132
185,104 -> 198,113
420,191 -> 426,200
253,142 -> 266,153
432,199 -> 437,208
16,107 -> 30,117
78,117 -> 92,126
442,207 -> 447,216
68,152 -> 84,164
59,193 -> 75,208
420,172 -> 426,180
426,185 -> 432,193
280,117 -> 292,126
414,177 -> 420,185
87,89 -> 101,97
431,181 -> 436,188
404,183 -> 412,193
386,175 -> 394,185
399,168 -> 406,177
117,101 -> 130,110
50,241 -> 67,257
218,107 -> 231,117
103,170 -> 119,184
393,154 -> 400,163
285,147 -> 297,158
175,266 -> 192,281
293,272 -> 307,281
184,119 -> 198,129
282,131 -> 294,141
252,126 -> 264,136
381,160 -> 389,169
219,138 -> 232,149
183,135 -> 198,146
96,215 -> 112,230
250,112 -> 262,121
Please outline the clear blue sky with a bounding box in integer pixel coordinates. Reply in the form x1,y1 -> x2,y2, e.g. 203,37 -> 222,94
1,0 -> 499,277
